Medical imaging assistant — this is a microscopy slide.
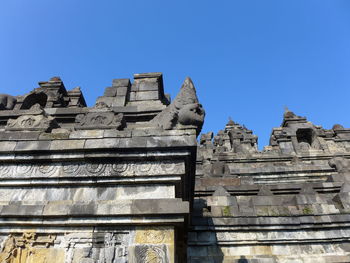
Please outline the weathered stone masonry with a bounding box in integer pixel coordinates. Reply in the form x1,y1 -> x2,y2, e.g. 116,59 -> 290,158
191,110 -> 350,262
0,73 -> 205,263
0,72 -> 349,263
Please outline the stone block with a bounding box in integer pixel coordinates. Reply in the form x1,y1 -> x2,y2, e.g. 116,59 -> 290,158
112,78 -> 130,87
70,130 -> 104,139
135,91 -> 159,101
103,129 -> 132,138
15,140 -> 51,151
103,87 -> 118,97
118,137 -> 147,148
1,204 -> 44,216
0,141 -> 17,152
114,96 -> 126,106
137,80 -> 160,91
211,206 -> 223,217
43,201 -> 71,215
207,196 -> 237,207
39,132 -> 70,140
131,199 -> 189,214
117,86 -> 129,96
146,135 -> 197,148
252,196 -> 282,206
84,138 -> 119,149
96,200 -> 132,215
50,139 -> 85,150
129,91 -> 136,101
70,203 -> 97,215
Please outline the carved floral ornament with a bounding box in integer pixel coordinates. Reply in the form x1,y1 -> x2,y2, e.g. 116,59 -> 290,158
0,161 -> 184,178
75,111 -> 125,130
5,113 -> 59,132
134,245 -> 168,263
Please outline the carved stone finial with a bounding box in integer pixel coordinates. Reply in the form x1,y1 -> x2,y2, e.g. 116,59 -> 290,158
49,76 -> 62,82
227,117 -> 235,126
283,108 -> 298,119
149,77 -> 205,135
333,124 -> 345,130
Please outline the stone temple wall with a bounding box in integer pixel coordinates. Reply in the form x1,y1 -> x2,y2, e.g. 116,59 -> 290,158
190,111 -> 350,262
0,72 -> 350,263
0,73 -> 205,263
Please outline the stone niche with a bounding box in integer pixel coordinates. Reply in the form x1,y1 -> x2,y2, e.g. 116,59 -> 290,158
0,73 -> 204,263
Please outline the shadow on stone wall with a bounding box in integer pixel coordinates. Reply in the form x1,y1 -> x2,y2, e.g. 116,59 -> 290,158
189,198 -> 224,262
237,256 -> 249,263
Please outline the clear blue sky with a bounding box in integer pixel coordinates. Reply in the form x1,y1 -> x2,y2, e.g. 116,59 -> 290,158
0,1 -> 349,148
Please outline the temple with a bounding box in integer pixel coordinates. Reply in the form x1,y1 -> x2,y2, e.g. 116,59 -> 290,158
0,73 -> 349,262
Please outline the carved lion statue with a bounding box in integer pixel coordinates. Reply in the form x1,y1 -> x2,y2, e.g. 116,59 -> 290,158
150,77 -> 205,135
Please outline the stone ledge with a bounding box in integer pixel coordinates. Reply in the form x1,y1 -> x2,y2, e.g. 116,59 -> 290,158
0,199 -> 189,217
191,214 -> 350,228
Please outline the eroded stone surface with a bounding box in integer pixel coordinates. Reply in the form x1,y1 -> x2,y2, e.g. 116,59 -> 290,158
1,73 -> 350,262
0,73 -> 200,263
190,112 -> 350,262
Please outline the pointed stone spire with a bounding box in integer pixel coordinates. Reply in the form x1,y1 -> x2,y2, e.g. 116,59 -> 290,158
282,108 -> 307,127
150,77 -> 205,135
173,77 -> 200,107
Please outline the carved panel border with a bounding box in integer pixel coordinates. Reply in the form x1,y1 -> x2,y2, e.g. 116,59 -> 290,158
0,160 -> 185,179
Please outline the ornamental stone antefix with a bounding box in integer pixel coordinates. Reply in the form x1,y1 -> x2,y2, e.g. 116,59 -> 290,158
149,77 -> 205,136
0,73 -> 204,263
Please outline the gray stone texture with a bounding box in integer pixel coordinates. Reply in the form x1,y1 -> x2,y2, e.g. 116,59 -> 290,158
190,111 -> 350,262
1,73 -> 350,262
0,73 -> 201,263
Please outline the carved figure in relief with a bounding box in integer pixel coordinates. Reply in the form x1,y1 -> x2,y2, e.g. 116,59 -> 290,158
0,235 -> 16,263
150,77 -> 205,135
0,232 -> 57,263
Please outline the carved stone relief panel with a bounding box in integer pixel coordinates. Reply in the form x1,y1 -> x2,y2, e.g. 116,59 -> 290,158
60,231 -> 132,263
75,112 -> 125,130
5,114 -> 59,132
129,227 -> 174,263
0,232 -> 63,263
0,228 -> 173,263
0,160 -> 185,179
131,245 -> 168,263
